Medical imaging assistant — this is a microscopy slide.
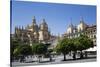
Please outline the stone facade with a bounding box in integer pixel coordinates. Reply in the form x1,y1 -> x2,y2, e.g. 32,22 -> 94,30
63,18 -> 96,46
13,16 -> 51,45
85,25 -> 96,46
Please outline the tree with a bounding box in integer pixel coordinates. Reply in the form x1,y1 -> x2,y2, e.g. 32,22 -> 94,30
76,34 -> 94,58
13,44 -> 32,62
48,49 -> 53,61
56,38 -> 70,61
19,45 -> 32,56
32,43 -> 47,62
11,38 -> 21,61
68,38 -> 78,59
32,43 -> 38,55
13,47 -> 20,60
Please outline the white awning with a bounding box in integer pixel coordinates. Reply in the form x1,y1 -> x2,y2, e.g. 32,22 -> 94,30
85,46 -> 97,51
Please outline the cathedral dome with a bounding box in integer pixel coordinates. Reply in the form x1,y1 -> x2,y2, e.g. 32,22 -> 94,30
68,23 -> 74,28
41,19 -> 48,26
77,17 -> 88,32
39,19 -> 48,31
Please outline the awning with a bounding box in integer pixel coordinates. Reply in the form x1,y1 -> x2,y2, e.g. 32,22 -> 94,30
85,46 -> 97,51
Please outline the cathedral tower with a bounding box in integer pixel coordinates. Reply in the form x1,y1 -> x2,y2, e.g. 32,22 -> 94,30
77,17 -> 88,32
27,16 -> 38,32
39,19 -> 50,43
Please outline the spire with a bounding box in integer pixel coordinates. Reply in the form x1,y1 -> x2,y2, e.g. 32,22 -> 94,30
69,18 -> 73,27
80,16 -> 84,23
15,26 -> 17,30
57,33 -> 60,40
15,26 -> 17,33
70,18 -> 73,26
32,16 -> 36,24
22,26 -> 24,30
42,18 -> 46,23
27,24 -> 29,27
15,26 -> 17,34
33,16 -> 35,20
18,26 -> 21,30
41,18 -> 47,25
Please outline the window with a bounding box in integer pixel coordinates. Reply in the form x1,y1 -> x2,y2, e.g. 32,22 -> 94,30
94,35 -> 96,38
94,30 -> 95,32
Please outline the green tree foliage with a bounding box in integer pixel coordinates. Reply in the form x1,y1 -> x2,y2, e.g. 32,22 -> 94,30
32,43 -> 48,62
47,49 -> 53,61
32,43 -> 47,55
56,38 -> 70,61
75,34 -> 94,58
11,38 -> 21,61
11,39 -> 20,53
19,45 -> 32,56
55,34 -> 94,60
13,45 -> 32,57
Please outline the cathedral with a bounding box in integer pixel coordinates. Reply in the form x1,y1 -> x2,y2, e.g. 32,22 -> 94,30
12,17 -> 96,47
66,18 -> 88,34
13,16 -> 51,46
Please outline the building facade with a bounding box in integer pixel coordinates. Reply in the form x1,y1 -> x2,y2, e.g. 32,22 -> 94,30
63,18 -> 96,46
12,16 -> 51,46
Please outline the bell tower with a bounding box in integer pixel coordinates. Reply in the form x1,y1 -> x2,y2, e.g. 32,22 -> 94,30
39,19 -> 50,43
77,17 -> 87,32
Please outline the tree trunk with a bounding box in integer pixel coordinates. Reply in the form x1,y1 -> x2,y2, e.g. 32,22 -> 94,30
69,51 -> 71,56
38,55 -> 41,63
39,57 -> 40,62
50,56 -> 52,61
80,50 -> 83,59
49,54 -> 52,61
73,51 -> 76,60
85,51 -> 88,58
63,54 -> 66,61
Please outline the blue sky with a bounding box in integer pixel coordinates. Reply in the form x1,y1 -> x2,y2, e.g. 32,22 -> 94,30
11,1 -> 96,35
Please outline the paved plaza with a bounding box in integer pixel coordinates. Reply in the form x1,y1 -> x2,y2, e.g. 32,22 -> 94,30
11,54 -> 96,67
